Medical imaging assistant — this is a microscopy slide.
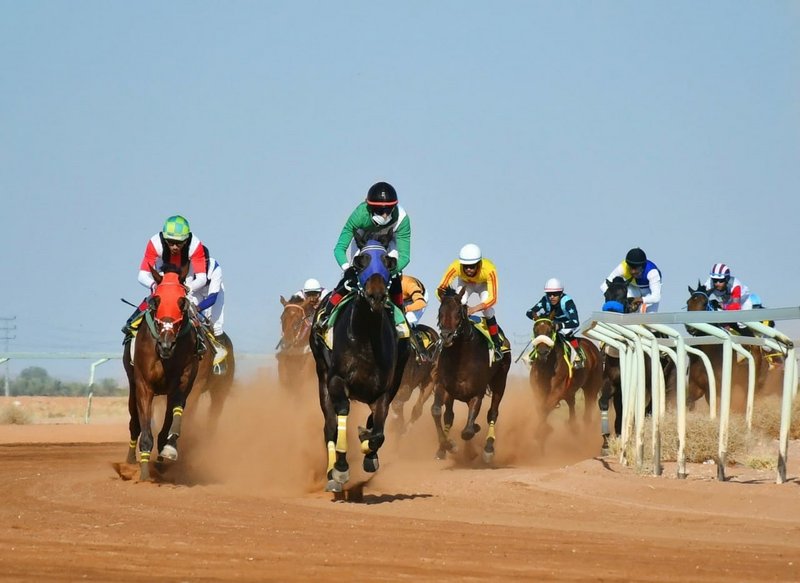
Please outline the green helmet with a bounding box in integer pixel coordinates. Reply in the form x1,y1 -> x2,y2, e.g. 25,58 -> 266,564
162,215 -> 191,241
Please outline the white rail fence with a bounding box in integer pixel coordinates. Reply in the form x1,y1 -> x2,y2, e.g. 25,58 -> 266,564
581,307 -> 800,484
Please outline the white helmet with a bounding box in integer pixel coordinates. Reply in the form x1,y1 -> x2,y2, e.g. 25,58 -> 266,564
459,243 -> 482,265
303,278 -> 322,293
544,278 -> 564,293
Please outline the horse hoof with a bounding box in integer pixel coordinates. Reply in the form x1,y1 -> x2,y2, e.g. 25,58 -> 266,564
159,445 -> 178,461
461,429 -> 475,441
325,480 -> 343,493
331,467 -> 350,485
446,440 -> 459,454
363,454 -> 379,473
482,450 -> 495,464
434,448 -> 447,460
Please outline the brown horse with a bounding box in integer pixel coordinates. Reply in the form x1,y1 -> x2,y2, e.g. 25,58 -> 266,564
276,295 -> 315,389
185,328 -> 235,436
123,264 -> 211,481
685,283 -> 766,412
432,287 -> 511,464
390,323 -> 440,431
528,315 -> 602,447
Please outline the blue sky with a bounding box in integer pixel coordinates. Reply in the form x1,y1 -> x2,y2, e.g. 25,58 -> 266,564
1,2 -> 798,381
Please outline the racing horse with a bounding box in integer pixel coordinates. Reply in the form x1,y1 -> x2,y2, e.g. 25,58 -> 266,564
685,283 -> 766,412
308,241 -> 409,493
123,264 -> 211,481
432,287 -> 511,463
528,314 -> 602,449
276,295 -> 315,390
390,324 -> 440,431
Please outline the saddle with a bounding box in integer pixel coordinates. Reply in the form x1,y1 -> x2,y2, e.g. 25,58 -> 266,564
469,317 -> 510,364
314,292 -> 410,350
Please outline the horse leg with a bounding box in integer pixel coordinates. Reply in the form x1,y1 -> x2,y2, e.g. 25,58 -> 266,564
410,379 -> 434,424
325,376 -> 351,491
431,385 -> 457,459
134,378 -> 155,481
126,379 -> 140,464
598,377 -> 614,455
482,380 -> 506,464
565,395 -> 578,433
461,395 -> 483,441
158,392 -> 188,462
361,398 -> 389,473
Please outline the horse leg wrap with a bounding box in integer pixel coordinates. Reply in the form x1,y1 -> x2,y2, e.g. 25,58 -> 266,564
431,404 -> 442,417
326,441 -> 336,473
487,420 -> 496,441
168,407 -> 183,438
126,440 -> 138,464
443,423 -> 451,436
335,415 -> 348,453
600,410 -> 609,436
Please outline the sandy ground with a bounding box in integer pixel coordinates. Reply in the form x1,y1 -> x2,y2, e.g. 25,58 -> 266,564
1,373 -> 799,582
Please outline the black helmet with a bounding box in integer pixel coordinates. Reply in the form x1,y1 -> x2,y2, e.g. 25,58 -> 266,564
625,247 -> 647,267
366,181 -> 398,207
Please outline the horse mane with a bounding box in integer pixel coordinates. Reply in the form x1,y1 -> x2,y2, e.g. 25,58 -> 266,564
161,263 -> 182,275
440,287 -> 459,298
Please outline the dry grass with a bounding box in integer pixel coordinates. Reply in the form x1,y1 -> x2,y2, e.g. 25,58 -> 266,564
749,394 -> 800,440
0,402 -> 33,425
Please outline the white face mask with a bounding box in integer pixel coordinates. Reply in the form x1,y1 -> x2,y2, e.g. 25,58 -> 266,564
372,213 -> 391,226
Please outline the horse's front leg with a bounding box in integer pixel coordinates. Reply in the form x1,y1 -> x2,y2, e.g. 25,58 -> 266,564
126,379 -> 140,464
461,395 -> 483,441
410,376 -> 435,424
324,375 -> 351,492
158,390 -> 189,462
431,384 -> 457,459
360,400 -> 387,473
134,378 -> 155,481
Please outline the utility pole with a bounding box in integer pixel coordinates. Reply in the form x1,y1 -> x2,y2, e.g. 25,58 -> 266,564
0,317 -> 16,397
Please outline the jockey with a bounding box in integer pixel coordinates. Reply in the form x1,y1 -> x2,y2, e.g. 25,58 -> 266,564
702,263 -> 753,311
290,278 -> 329,310
122,215 -> 211,343
316,181 -> 411,329
402,274 -> 429,360
600,247 -> 662,313
436,243 -> 504,357
526,278 -> 585,368
186,254 -> 229,370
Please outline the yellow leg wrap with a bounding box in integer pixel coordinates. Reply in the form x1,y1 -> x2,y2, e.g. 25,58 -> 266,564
487,420 -> 496,440
140,451 -> 150,463
444,424 -> 451,436
172,406 -> 183,417
361,440 -> 371,454
335,415 -> 348,453
129,439 -> 137,450
326,441 -> 336,473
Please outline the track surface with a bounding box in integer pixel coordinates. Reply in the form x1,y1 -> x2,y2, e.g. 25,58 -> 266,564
1,387 -> 799,582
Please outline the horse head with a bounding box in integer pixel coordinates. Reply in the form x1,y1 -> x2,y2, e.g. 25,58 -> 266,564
352,240 -> 396,312
437,287 -> 468,347
687,281 -> 716,312
603,276 -> 636,313
531,316 -> 558,358
279,295 -> 311,352
148,263 -> 190,359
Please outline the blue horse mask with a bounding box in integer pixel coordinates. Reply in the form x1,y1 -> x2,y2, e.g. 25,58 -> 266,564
357,241 -> 391,287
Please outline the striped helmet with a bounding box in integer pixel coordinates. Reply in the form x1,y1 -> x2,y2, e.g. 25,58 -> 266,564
709,263 -> 731,281
162,215 -> 192,241
544,278 -> 564,293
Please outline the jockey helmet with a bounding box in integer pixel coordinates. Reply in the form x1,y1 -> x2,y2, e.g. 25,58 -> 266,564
625,247 -> 647,268
459,243 -> 482,265
366,181 -> 398,208
544,278 -> 564,293
162,215 -> 191,241
303,278 -> 323,293
749,293 -> 763,308
709,263 -> 731,281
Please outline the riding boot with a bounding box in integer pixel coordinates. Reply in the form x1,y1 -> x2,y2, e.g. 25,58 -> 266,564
486,316 -> 504,359
409,326 -> 428,363
314,272 -> 354,332
570,338 -> 585,369
121,306 -> 144,344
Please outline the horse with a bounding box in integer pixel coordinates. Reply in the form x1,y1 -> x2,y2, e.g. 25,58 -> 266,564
685,282 -> 766,412
528,314 -> 602,449
185,328 -> 235,436
308,241 -> 410,494
390,323 -> 440,431
122,264 -> 212,481
431,287 -> 511,464
276,295 -> 315,390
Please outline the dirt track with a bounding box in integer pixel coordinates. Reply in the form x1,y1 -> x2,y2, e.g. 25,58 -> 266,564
1,383 -> 799,582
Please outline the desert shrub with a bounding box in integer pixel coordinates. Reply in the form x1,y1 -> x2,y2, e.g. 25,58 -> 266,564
0,403 -> 32,425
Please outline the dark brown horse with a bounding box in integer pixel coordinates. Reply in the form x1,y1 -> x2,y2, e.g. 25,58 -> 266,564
123,264 -> 211,481
185,328 -> 235,436
276,295 -> 315,389
308,241 -> 409,494
390,323 -> 440,431
685,283 -> 766,412
432,287 -> 511,464
528,315 -> 602,447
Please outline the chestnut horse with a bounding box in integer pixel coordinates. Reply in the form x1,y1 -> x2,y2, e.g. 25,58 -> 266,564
685,283 -> 766,412
276,295 -> 315,390
308,241 -> 410,493
432,287 -> 511,464
528,315 -> 602,448
390,323 -> 440,431
123,264 -> 211,481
